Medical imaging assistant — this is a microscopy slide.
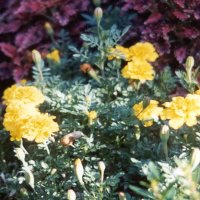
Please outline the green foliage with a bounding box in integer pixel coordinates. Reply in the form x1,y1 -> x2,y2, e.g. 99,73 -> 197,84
0,6 -> 200,200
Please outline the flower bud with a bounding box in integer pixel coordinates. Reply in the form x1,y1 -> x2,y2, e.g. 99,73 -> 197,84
92,0 -> 101,6
191,148 -> 200,171
74,158 -> 84,186
50,168 -> 57,175
14,148 -> 26,163
32,50 -> 42,64
94,7 -> 103,23
24,168 -> 34,189
185,56 -> 194,71
67,189 -> 76,200
98,161 -> 106,183
80,63 -> 92,73
44,22 -> 54,36
118,192 -> 127,200
160,125 -> 170,143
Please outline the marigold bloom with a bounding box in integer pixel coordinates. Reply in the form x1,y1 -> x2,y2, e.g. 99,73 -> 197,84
122,60 -> 155,83
129,42 -> 158,62
21,113 -> 59,143
3,102 -> 40,141
46,49 -> 60,63
108,45 -> 130,61
133,100 -> 163,127
160,94 -> 200,129
3,85 -> 45,106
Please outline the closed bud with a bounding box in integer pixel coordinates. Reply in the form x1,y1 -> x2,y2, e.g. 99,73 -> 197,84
92,0 -> 101,6
94,7 -> 103,22
191,148 -> 200,171
118,192 -> 127,200
185,56 -> 194,71
74,158 -> 84,186
44,22 -> 54,36
67,189 -> 76,200
32,50 -> 42,65
160,125 -> 170,143
98,161 -> 106,183
50,168 -> 57,175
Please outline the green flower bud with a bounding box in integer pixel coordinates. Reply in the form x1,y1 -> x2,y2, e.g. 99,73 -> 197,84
44,22 -> 54,36
160,125 -> 170,143
98,161 -> 106,183
67,189 -> 76,200
92,0 -> 101,6
74,158 -> 84,186
32,50 -> 42,65
186,56 -> 194,71
118,192 -> 127,200
94,7 -> 103,23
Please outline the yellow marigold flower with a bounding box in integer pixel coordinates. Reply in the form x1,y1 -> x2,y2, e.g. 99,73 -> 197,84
133,100 -> 163,127
3,102 -> 40,141
121,60 -> 155,83
46,49 -> 60,63
22,113 -> 59,143
3,85 -> 45,106
160,94 -> 200,129
108,45 -> 131,61
129,42 -> 158,62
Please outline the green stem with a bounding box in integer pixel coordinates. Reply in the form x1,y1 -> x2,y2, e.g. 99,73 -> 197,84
162,142 -> 169,161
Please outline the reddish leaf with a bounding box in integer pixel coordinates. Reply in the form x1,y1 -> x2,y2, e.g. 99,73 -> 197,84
144,12 -> 163,25
174,47 -> 186,63
173,10 -> 190,20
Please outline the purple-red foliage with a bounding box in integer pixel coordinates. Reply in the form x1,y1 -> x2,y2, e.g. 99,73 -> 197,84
0,0 -> 90,81
122,0 -> 200,68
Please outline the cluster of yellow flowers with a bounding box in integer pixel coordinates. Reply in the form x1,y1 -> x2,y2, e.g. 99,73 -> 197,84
133,90 -> 200,129
109,42 -> 159,82
3,84 -> 59,143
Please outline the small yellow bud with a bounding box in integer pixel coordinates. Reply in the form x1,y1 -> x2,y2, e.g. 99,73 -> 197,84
98,161 -> 106,183
44,22 -> 54,36
46,49 -> 60,63
32,50 -> 42,64
118,192 -> 127,200
67,189 -> 76,200
94,7 -> 103,22
191,148 -> 200,171
185,56 -> 194,71
160,125 -> 170,143
74,158 -> 84,186
87,110 -> 98,125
